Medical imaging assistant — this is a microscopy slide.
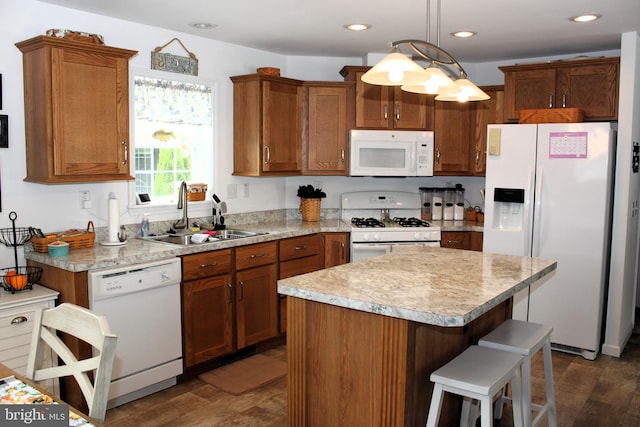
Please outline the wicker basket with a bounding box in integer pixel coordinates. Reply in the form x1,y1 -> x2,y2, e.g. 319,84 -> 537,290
31,221 -> 95,252
257,67 -> 280,76
187,183 -> 208,201
519,108 -> 584,124
300,198 -> 321,222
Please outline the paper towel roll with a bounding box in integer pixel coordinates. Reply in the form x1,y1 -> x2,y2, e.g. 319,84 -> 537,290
107,192 -> 119,243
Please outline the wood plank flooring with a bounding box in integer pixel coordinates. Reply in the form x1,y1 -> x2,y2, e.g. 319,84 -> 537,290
104,316 -> 640,426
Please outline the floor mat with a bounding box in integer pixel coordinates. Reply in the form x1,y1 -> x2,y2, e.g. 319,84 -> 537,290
198,354 -> 287,395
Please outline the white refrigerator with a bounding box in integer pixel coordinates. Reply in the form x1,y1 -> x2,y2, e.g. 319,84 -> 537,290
483,122 -> 616,360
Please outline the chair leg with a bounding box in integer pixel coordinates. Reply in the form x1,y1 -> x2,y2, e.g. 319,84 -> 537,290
511,369 -> 525,427
426,383 -> 445,427
460,396 -> 475,427
493,386 -> 506,419
542,341 -> 557,427
480,395 -> 493,427
521,357 -> 532,427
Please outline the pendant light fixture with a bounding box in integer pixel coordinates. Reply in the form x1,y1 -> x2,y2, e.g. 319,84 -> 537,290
361,0 -> 489,102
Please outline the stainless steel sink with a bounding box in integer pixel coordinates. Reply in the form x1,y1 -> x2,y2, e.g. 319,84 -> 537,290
139,229 -> 267,246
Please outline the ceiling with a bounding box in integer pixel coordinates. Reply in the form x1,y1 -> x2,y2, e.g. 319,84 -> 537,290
38,0 -> 640,62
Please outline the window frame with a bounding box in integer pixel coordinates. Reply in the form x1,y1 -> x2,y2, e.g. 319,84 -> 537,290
127,67 -> 219,217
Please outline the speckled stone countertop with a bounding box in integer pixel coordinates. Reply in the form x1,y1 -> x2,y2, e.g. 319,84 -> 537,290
24,219 -> 350,272
277,246 -> 556,327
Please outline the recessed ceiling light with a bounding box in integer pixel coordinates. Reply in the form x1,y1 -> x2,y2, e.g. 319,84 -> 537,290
344,23 -> 371,31
451,31 -> 476,38
189,22 -> 217,30
570,14 -> 601,23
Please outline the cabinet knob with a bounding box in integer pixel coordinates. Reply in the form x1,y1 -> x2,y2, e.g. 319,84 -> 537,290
11,316 -> 28,324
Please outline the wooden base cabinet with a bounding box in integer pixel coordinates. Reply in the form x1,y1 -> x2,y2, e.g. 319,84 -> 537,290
323,232 -> 349,267
181,242 -> 278,368
16,36 -> 136,183
441,231 -> 483,251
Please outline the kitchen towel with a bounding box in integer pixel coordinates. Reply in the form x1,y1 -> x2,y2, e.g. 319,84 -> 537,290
107,192 -> 119,243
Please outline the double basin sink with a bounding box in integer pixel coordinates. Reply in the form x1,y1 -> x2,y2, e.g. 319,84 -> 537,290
140,229 -> 268,247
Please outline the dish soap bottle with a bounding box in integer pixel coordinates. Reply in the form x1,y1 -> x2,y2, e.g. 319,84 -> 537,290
141,214 -> 150,237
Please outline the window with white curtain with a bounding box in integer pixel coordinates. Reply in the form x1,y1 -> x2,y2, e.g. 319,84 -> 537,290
133,75 -> 214,205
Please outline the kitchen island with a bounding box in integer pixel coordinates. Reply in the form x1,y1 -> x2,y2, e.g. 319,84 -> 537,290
277,246 -> 556,427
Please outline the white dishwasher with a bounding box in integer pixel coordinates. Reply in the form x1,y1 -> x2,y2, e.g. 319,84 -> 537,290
88,257 -> 183,408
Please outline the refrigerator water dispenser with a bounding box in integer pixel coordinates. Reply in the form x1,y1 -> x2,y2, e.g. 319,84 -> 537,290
492,188 -> 525,230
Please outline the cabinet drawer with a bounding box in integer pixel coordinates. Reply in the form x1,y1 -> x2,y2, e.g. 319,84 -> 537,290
280,254 -> 323,280
182,249 -> 232,281
235,241 -> 278,271
440,231 -> 471,250
279,234 -> 322,261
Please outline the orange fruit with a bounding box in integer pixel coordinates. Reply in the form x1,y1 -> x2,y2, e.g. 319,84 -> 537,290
5,272 -> 28,290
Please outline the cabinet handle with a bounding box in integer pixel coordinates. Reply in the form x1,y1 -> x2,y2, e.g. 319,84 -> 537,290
294,245 -> 307,251
476,149 -> 481,166
548,93 -> 554,109
395,103 -> 400,121
341,242 -> 345,260
435,148 -> 441,165
199,261 -> 218,268
264,146 -> 271,164
383,104 -> 388,121
238,281 -> 244,301
562,93 -> 567,108
340,147 -> 345,164
446,240 -> 465,244
11,316 -> 28,324
249,253 -> 266,259
121,141 -> 128,165
226,283 -> 232,304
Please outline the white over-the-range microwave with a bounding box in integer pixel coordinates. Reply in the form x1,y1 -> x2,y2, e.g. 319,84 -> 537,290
349,129 -> 434,177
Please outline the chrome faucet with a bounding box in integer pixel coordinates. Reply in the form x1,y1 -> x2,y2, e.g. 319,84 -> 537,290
173,181 -> 189,230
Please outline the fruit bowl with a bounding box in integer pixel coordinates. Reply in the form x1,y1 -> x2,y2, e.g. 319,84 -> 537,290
1,266 -> 42,293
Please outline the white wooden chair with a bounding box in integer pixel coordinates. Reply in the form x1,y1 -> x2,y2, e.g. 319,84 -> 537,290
25,302 -> 117,424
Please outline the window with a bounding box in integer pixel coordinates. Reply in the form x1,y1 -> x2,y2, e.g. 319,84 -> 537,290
133,75 -> 214,205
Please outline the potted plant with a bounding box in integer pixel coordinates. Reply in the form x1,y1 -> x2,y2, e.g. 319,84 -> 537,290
297,185 -> 326,221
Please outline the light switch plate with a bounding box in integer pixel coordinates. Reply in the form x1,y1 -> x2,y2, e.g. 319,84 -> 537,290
488,128 -> 501,156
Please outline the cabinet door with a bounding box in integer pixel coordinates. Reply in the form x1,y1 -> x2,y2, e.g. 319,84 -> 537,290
305,84 -> 353,174
470,231 -> 483,252
182,274 -> 233,367
472,86 -> 504,176
262,80 -> 302,173
354,74 -> 393,129
434,101 -> 472,175
503,68 -> 556,122
556,63 -> 619,120
51,47 -> 132,178
392,88 -> 433,130
323,232 -> 349,267
236,264 -> 278,348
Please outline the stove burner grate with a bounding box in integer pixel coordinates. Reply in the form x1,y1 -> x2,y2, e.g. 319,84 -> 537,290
393,217 -> 431,227
351,217 -> 385,228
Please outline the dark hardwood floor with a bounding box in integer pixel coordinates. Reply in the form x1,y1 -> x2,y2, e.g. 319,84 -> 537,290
105,315 -> 640,426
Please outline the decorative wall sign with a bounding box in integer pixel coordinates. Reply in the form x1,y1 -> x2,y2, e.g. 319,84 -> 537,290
0,115 -> 7,148
151,38 -> 198,76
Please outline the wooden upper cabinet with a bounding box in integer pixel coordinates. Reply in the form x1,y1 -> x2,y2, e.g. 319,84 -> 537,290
433,100 -> 472,175
302,82 -> 355,175
340,66 -> 434,130
16,36 -> 137,183
471,86 -> 504,176
500,57 -> 619,122
231,74 -> 303,176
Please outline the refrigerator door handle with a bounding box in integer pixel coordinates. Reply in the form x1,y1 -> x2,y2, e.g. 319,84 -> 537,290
524,166 -> 534,256
532,165 -> 544,257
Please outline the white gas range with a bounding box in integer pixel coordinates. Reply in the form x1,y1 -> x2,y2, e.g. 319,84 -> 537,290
341,191 -> 441,262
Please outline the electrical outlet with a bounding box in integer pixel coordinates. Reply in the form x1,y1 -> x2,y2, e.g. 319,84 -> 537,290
79,191 -> 91,209
243,183 -> 250,198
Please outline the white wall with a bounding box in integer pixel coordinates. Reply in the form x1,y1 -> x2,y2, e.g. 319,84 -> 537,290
602,31 -> 640,357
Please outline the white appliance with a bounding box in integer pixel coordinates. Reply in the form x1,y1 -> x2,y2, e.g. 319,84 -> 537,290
483,122 -> 617,360
88,258 -> 183,408
349,130 -> 434,177
341,191 -> 441,261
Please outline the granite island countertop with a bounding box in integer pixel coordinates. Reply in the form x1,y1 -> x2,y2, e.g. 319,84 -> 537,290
278,246 -> 556,327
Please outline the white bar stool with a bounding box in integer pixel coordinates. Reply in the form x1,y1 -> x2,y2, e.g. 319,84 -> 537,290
425,345 -> 525,427
478,319 -> 557,427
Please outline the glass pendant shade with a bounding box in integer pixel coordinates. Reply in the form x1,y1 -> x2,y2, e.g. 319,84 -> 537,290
361,48 -> 430,86
435,78 -> 490,102
401,65 -> 458,94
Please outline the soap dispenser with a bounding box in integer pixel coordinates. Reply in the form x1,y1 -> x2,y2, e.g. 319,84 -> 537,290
141,214 -> 150,237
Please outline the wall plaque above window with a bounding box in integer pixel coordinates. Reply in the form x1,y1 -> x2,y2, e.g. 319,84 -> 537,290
151,38 -> 198,76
